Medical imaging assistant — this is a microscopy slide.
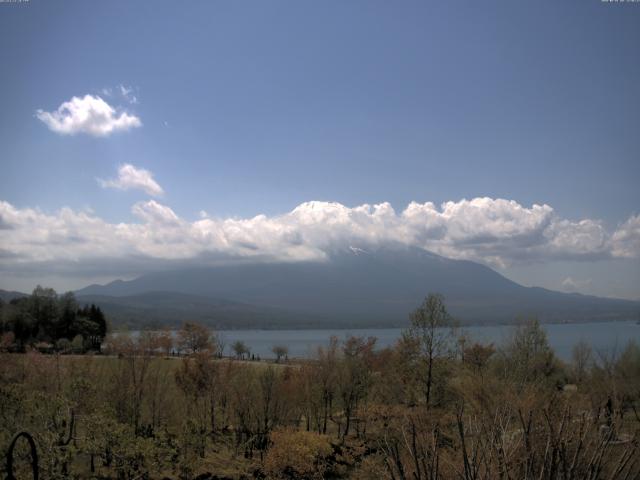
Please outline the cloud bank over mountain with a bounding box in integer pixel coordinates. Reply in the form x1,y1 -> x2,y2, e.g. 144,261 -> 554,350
0,197 -> 637,280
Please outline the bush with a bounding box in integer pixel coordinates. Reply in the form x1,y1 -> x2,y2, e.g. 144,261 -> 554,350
0,332 -> 16,352
263,429 -> 332,479
71,334 -> 84,354
34,341 -> 54,354
55,337 -> 71,353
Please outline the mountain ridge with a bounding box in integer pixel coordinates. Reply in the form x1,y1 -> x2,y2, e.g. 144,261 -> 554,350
74,246 -> 640,328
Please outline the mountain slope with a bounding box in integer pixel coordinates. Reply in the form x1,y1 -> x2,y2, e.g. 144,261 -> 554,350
0,289 -> 28,303
76,246 -> 640,327
76,291 -> 327,329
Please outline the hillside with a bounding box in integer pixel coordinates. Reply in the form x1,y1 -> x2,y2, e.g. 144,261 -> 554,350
75,291 -> 328,330
0,289 -> 28,303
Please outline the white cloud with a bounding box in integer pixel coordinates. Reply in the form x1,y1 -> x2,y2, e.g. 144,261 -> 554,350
119,84 -> 138,104
36,95 -> 141,137
132,200 -> 179,224
609,214 -> 640,258
561,276 -> 593,292
98,164 -> 164,197
0,198 -> 638,276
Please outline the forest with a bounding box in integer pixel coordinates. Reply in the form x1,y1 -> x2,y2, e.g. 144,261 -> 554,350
0,286 -> 107,353
1,293 -> 639,479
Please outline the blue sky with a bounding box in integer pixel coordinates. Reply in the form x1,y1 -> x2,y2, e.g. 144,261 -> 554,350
0,0 -> 639,298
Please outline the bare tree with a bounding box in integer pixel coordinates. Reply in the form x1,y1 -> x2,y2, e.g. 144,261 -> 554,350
177,321 -> 214,355
272,345 -> 288,363
571,340 -> 592,384
405,293 -> 456,407
504,317 -> 558,386
338,335 -> 376,438
232,340 -> 249,360
106,332 -> 154,434
157,327 -> 174,356
316,336 -> 339,434
175,350 -> 221,439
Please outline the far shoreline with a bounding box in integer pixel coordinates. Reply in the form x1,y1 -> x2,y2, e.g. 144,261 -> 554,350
110,316 -> 639,333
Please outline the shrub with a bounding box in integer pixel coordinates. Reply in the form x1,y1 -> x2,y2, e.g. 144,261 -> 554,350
263,429 -> 332,479
55,337 -> 71,353
71,334 -> 84,354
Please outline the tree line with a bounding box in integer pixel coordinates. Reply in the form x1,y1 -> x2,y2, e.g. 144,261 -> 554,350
0,286 -> 107,353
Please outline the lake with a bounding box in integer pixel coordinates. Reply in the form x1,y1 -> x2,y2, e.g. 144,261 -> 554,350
214,320 -> 640,361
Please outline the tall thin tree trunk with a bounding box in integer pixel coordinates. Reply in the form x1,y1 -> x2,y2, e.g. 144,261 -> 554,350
426,351 -> 433,407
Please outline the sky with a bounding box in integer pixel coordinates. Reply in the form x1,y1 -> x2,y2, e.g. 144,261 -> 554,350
0,0 -> 639,299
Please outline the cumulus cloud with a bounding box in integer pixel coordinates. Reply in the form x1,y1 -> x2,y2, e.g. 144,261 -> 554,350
609,214 -> 640,258
36,95 -> 141,137
98,164 -> 164,197
0,198 -> 638,277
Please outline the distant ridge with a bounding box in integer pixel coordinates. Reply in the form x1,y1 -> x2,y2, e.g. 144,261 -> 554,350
75,246 -> 640,328
76,291 -> 329,330
0,289 -> 28,302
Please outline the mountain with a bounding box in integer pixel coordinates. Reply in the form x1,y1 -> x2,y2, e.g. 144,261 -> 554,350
0,289 -> 28,303
75,291 -> 327,330
76,246 -> 640,328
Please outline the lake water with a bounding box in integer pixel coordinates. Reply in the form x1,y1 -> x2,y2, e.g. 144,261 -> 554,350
214,320 -> 640,361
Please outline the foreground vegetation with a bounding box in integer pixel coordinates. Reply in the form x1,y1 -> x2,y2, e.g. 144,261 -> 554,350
1,294 -> 639,479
